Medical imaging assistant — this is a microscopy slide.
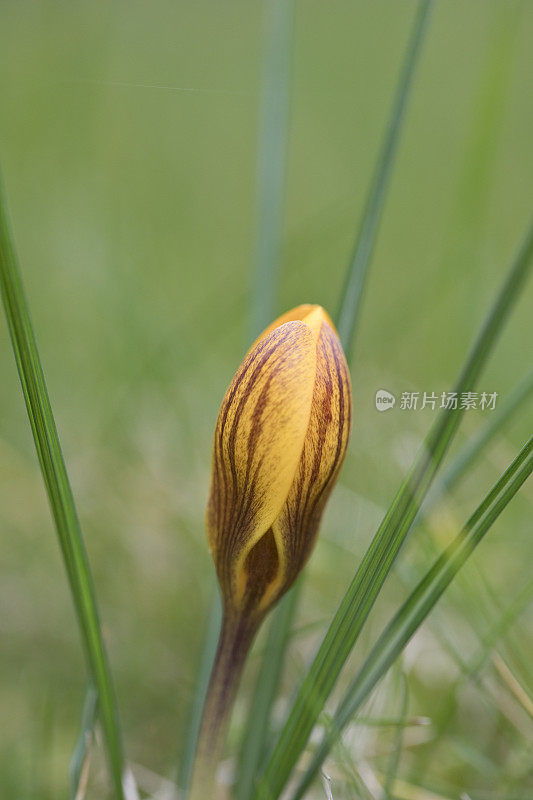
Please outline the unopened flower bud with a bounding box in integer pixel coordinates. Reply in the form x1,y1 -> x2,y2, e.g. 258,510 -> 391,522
207,304 -> 352,619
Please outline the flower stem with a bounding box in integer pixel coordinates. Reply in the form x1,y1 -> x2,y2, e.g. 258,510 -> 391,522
188,608 -> 261,800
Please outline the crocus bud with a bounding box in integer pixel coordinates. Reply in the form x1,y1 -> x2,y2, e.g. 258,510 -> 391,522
207,304 -> 352,620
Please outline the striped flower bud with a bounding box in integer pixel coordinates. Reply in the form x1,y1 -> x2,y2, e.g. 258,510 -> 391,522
207,304 -> 352,620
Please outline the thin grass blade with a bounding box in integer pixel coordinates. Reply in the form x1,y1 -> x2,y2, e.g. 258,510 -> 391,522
0,175 -> 125,799
237,6 -> 434,793
433,367 -> 533,500
437,3 -> 523,286
235,585 -> 299,800
392,572 -> 533,782
255,225 -> 533,800
384,670 -> 408,799
178,588 -> 222,794
233,2 -> 296,794
293,434 -> 533,798
250,0 -> 294,338
478,572 -> 533,687
70,684 -> 98,800
466,576 -> 533,681
336,0 -> 434,360
492,653 -> 533,720
183,3 -> 294,787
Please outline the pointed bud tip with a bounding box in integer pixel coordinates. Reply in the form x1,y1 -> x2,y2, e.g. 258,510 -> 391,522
251,304 -> 339,351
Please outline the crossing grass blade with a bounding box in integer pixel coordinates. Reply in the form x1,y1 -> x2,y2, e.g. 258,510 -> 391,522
432,367 -> 533,500
254,223 -> 533,800
418,575 -> 533,764
178,588 -> 222,795
292,434 -> 533,799
479,573 -> 533,688
336,0 -> 434,362
384,670 -> 408,800
184,4 -> 294,791
70,684 -> 98,800
230,2 -> 298,795
237,6 -> 433,794
402,367 -> 533,628
404,367 -> 533,602
0,174 -> 125,799
249,0 -> 294,339
235,585 -> 299,800
466,576 -> 533,680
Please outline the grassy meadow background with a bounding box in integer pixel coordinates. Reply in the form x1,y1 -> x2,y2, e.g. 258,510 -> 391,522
1,1 -> 532,798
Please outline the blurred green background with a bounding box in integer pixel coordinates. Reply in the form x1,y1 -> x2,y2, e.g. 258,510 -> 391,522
1,1 -> 532,798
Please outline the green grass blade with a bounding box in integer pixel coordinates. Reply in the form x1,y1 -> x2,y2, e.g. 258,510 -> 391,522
393,570 -> 533,785
336,714 -> 428,729
183,2 -> 294,783
293,435 -> 533,799
235,585 -> 299,800
178,588 -> 222,794
384,670 -> 408,799
70,684 -> 98,800
463,575 -> 533,682
237,7 -> 434,792
255,224 -> 533,800
437,3 -> 522,285
184,0 -> 294,780
477,573 -> 533,687
434,367 -> 533,498
232,2 -> 296,793
183,4 -> 294,787
0,175 -> 125,799
250,0 -> 294,338
336,0 -> 434,360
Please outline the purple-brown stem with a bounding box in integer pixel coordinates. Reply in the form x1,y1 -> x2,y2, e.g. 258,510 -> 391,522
188,607 -> 262,800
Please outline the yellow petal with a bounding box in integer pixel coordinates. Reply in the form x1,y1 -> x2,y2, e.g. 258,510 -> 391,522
207,321 -> 317,611
271,317 -> 352,595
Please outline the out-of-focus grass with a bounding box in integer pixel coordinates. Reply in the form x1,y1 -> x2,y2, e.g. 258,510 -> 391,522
0,1 -> 531,798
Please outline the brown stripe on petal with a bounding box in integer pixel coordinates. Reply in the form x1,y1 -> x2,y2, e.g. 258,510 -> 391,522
214,331 -> 287,543
271,320 -> 352,592
226,372 -> 276,552
206,321 -> 317,608
222,334 -> 300,559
